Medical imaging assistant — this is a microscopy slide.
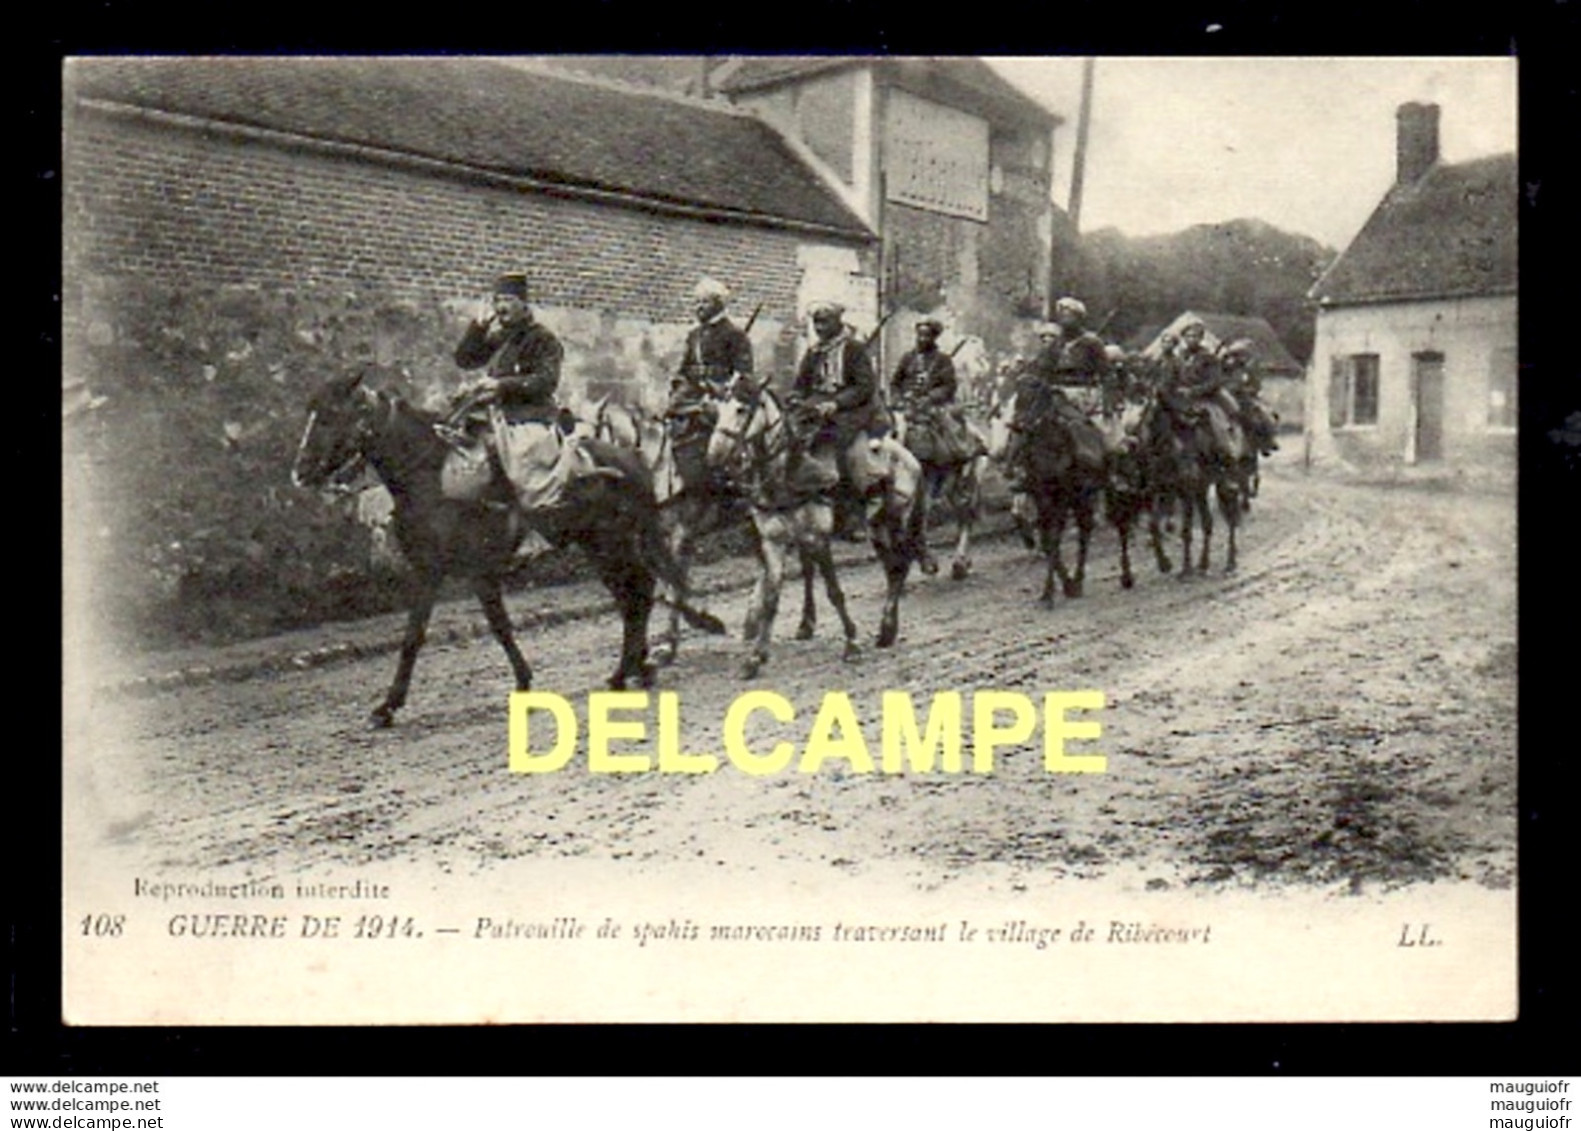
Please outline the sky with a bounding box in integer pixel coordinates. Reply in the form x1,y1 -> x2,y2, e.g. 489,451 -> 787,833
986,57 -> 1518,249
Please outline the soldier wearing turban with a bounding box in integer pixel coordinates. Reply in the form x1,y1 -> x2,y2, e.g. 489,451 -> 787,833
666,276 -> 756,492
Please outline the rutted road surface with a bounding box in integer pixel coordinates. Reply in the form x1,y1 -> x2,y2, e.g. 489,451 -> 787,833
73,460 -> 1516,896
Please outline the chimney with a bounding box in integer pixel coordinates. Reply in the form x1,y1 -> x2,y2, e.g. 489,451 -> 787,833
1396,102 -> 1440,185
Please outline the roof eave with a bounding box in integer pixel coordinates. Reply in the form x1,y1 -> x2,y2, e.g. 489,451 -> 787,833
1314,286 -> 1518,308
78,96 -> 876,244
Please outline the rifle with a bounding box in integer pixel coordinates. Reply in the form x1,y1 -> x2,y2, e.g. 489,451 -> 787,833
948,337 -> 971,359
1094,307 -> 1120,339
863,310 -> 894,353
742,301 -> 764,336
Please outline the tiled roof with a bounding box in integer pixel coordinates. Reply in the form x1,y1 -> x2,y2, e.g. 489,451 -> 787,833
67,56 -> 873,239
1310,153 -> 1516,305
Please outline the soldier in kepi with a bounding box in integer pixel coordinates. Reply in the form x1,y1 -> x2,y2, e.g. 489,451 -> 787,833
789,300 -> 888,537
667,276 -> 754,493
442,272 -> 595,515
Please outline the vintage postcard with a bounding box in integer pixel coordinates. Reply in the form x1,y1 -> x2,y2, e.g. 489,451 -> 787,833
61,55 -> 1517,1024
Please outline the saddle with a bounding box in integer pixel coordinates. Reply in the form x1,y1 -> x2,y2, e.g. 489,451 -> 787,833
438,406 -> 619,511
898,402 -> 986,467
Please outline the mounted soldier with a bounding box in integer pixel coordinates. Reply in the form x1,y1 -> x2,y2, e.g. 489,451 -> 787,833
440,272 -> 607,514
1220,338 -> 1281,457
666,276 -> 755,495
788,300 -> 890,534
1154,317 -> 1246,465
890,318 -> 989,579
1004,297 -> 1110,486
890,318 -> 985,465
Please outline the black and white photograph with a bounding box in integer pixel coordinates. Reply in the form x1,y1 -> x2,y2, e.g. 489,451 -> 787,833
60,54 -> 1519,1024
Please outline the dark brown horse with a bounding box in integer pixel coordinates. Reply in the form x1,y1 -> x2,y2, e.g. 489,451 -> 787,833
989,389 -> 1106,606
1140,395 -> 1245,576
291,372 -> 722,728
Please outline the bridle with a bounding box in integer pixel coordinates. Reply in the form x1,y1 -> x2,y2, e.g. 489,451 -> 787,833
292,381 -> 393,493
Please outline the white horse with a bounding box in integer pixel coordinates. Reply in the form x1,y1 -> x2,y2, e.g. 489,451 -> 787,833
704,386 -> 861,679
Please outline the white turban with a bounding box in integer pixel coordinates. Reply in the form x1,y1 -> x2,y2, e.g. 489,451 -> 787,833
693,277 -> 730,303
1054,297 -> 1087,320
808,300 -> 845,320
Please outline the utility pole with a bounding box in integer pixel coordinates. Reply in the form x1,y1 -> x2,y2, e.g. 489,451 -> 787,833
1068,57 -> 1096,232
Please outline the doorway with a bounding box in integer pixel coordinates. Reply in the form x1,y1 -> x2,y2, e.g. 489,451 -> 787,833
1413,353 -> 1445,463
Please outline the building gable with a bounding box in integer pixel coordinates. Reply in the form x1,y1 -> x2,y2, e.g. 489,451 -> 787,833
1311,153 -> 1516,306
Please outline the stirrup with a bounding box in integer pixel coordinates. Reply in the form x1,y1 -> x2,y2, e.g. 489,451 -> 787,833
434,422 -> 470,448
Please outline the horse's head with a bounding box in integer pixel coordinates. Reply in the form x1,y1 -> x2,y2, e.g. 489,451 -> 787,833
291,371 -> 382,489
705,376 -> 777,474
984,390 -> 1016,461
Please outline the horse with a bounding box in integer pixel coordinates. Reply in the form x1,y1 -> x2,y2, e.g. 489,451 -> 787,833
589,396 -> 748,666
890,401 -> 988,581
990,388 -> 1108,606
1097,390 -> 1175,587
702,383 -> 862,679
291,372 -> 723,728
1139,392 -> 1245,577
984,391 -> 1040,552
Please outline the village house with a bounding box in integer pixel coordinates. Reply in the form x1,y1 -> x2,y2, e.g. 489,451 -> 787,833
63,56 -> 877,412
551,55 -> 1067,401
61,56 -> 881,624
1132,311 -> 1307,430
1305,102 -> 1517,477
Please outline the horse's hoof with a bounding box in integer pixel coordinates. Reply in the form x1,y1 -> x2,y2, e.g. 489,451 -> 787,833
638,662 -> 659,689
1121,574 -> 1135,590
1039,594 -> 1054,609
875,628 -> 897,649
650,641 -> 677,668
1063,581 -> 1083,599
795,622 -> 815,641
368,708 -> 395,730
951,559 -> 971,581
920,555 -> 939,576
738,657 -> 764,680
842,641 -> 861,662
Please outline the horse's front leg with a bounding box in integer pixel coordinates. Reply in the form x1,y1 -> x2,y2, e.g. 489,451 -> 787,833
1113,493 -> 1136,590
949,462 -> 979,580
916,467 -> 940,575
1178,487 -> 1198,579
1218,479 -> 1240,573
1149,492 -> 1173,574
649,514 -> 690,666
806,519 -> 859,660
741,531 -> 786,679
372,576 -> 439,728
606,557 -> 657,691
1066,491 -> 1094,598
795,548 -> 817,640
472,576 -> 532,691
1196,484 -> 1214,574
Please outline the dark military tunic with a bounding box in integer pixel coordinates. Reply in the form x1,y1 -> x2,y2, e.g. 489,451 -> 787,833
891,347 -> 958,407
791,333 -> 884,446
674,316 -> 753,399
454,316 -> 564,422
1053,331 -> 1110,386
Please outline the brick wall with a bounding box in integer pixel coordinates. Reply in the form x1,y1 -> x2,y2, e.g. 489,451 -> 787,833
62,105 -> 873,649
64,107 -> 863,390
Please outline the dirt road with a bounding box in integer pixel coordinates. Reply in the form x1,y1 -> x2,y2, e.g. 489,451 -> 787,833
72,459 -> 1516,897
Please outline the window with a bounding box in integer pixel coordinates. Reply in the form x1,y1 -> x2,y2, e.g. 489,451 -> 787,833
1328,353 -> 1380,427
1488,346 -> 1517,429
884,90 -> 990,221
